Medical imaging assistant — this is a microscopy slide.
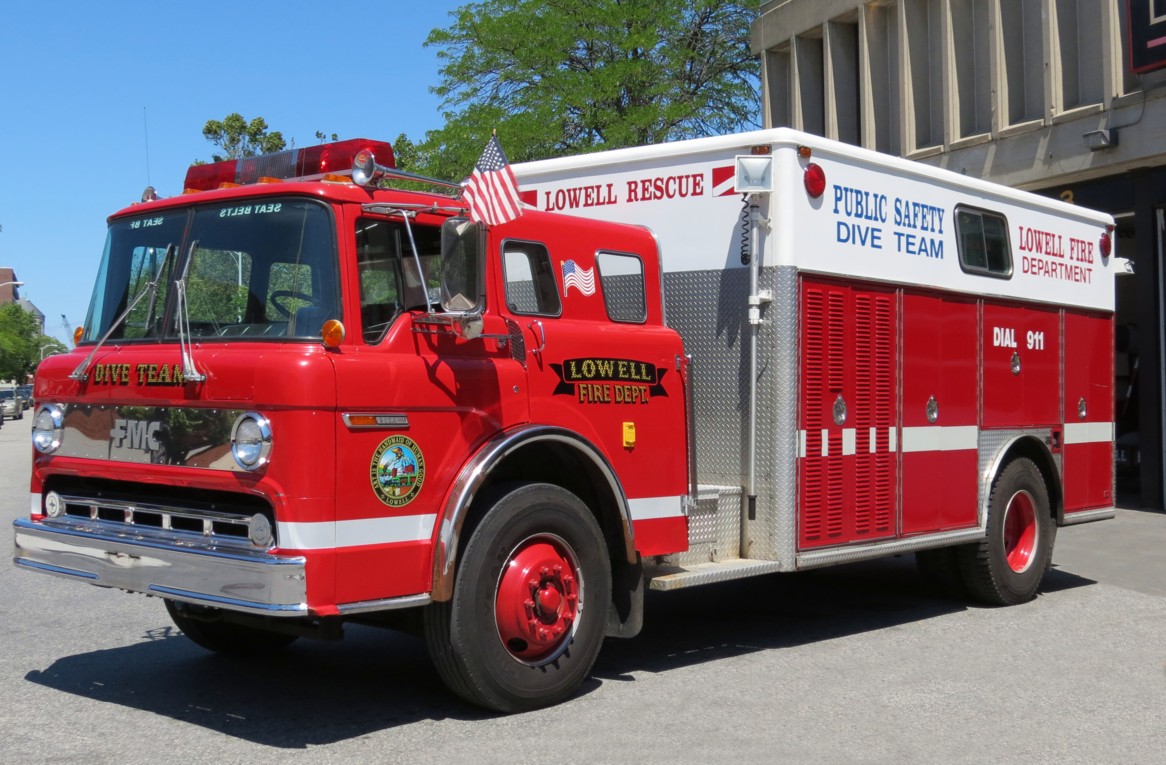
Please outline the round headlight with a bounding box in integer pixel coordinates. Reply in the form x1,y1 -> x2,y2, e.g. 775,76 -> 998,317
32,404 -> 65,454
231,412 -> 272,471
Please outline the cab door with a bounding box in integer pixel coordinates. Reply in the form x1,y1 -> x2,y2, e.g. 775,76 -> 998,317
329,209 -> 530,606
491,216 -> 689,558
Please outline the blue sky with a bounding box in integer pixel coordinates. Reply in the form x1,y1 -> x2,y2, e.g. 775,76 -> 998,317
0,1 -> 463,344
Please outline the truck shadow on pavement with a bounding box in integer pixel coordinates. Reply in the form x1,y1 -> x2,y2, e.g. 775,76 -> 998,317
23,554 -> 1096,748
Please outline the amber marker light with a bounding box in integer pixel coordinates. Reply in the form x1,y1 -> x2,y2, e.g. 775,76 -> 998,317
73,326 -> 84,345
322,319 -> 346,348
797,145 -> 813,159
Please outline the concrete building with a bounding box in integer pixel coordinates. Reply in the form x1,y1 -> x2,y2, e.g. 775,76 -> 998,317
752,0 -> 1166,509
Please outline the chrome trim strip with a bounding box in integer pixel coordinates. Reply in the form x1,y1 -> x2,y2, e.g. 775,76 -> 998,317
13,517 -> 308,616
148,585 -> 307,615
1060,507 -> 1116,525
337,593 -> 432,615
796,527 -> 986,570
432,425 -> 633,602
342,412 -> 411,429
15,558 -> 100,580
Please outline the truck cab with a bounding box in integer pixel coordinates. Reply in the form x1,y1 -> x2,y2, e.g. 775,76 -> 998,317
15,138 -> 689,712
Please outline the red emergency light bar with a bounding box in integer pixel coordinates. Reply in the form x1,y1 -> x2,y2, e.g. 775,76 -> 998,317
183,139 -> 396,192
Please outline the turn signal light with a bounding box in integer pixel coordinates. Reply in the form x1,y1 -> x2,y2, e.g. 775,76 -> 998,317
73,326 -> 84,345
322,319 -> 345,348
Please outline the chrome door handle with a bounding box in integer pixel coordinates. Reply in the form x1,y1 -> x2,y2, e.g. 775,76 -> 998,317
529,320 -> 546,355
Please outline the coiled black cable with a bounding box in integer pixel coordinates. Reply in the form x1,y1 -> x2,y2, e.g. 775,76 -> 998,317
739,193 -> 752,265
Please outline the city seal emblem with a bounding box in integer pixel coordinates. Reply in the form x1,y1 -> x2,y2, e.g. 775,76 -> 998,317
370,435 -> 426,507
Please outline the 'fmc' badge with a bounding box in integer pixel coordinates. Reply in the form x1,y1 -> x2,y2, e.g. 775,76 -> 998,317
370,436 -> 425,507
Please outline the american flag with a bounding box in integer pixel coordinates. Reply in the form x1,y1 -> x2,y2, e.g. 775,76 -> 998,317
561,259 -> 596,297
461,135 -> 524,226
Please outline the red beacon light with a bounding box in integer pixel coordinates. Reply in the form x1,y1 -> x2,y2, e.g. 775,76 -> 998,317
794,144 -> 826,199
803,163 -> 826,199
1100,224 -> 1114,259
183,139 -> 396,192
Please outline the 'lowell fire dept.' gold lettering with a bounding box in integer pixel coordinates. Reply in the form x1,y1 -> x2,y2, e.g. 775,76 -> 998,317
550,357 -> 669,404
92,363 -> 186,386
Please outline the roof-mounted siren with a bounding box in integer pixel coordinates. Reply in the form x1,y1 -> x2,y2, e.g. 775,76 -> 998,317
352,148 -> 467,193
734,146 -> 774,194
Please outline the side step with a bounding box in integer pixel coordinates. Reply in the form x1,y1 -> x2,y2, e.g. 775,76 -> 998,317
647,559 -> 785,592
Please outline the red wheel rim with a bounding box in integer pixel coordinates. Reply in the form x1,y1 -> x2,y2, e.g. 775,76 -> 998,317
1002,490 -> 1038,573
494,534 -> 582,665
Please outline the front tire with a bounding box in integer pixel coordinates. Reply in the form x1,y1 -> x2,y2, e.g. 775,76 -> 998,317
958,457 -> 1055,606
165,600 -> 298,655
424,483 -> 611,712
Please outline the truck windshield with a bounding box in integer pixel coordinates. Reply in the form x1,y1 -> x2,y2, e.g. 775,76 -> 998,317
81,198 -> 339,343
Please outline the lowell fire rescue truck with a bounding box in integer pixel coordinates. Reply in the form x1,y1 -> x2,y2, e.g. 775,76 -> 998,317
14,128 -> 1116,712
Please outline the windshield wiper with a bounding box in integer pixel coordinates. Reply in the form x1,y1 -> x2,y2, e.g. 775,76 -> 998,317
174,240 -> 206,383
71,244 -> 174,381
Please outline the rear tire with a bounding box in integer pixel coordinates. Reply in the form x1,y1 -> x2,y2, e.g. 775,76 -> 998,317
424,483 -> 611,712
958,457 -> 1055,606
165,600 -> 298,655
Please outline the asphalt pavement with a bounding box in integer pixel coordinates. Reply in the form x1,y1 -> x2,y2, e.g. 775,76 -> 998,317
1,416 -> 1164,764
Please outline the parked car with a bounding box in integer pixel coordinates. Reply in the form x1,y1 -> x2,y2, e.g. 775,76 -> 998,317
16,383 -> 33,409
0,389 -> 25,420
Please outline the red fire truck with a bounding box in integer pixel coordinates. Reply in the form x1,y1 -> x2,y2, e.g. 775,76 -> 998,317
14,129 -> 1116,712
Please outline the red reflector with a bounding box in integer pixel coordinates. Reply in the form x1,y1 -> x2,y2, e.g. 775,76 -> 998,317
1100,231 -> 1112,258
804,163 -> 826,199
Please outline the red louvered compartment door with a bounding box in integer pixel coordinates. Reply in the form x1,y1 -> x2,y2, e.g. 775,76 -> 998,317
799,278 -> 897,550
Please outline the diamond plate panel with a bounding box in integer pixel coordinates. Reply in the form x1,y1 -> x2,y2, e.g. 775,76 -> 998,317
663,266 -> 799,568
671,485 -> 742,566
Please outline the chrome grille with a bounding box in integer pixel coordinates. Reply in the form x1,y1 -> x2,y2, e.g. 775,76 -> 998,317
58,494 -> 261,550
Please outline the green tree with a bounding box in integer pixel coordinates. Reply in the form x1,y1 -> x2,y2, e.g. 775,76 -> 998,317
409,0 -> 760,179
202,113 -> 287,162
0,303 -> 41,381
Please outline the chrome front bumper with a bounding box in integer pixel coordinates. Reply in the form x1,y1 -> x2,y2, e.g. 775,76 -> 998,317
13,517 -> 308,616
